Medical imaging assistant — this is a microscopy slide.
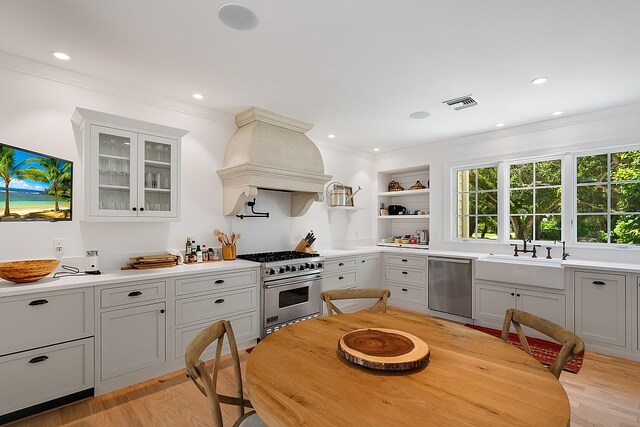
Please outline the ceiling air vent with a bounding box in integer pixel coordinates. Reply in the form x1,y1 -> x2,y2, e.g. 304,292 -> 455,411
443,95 -> 478,111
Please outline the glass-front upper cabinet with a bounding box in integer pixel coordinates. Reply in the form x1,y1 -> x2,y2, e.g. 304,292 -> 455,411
73,107 -> 187,221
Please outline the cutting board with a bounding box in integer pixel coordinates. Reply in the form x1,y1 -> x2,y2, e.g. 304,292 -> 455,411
338,328 -> 430,370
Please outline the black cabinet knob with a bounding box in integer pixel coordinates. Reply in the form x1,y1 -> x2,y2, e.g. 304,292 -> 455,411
132,207 -> 137,211
140,207 -> 145,211
160,309 -> 165,314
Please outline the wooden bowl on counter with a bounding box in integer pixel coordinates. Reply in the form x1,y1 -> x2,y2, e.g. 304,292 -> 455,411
0,259 -> 60,283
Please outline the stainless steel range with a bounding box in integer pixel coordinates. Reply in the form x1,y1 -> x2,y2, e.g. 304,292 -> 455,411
236,251 -> 324,338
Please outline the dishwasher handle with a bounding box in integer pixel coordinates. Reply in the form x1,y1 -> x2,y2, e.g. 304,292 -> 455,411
428,257 -> 471,264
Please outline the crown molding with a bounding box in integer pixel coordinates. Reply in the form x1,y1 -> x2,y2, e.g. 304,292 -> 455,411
314,138 -> 375,160
0,51 -> 235,126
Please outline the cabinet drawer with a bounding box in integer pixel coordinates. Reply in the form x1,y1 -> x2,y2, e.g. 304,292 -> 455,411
100,280 -> 166,308
175,287 -> 258,326
386,254 -> 427,268
387,282 -> 427,308
386,266 -> 426,285
175,269 -> 258,296
323,271 -> 358,291
174,311 -> 259,360
324,257 -> 358,273
0,337 -> 94,415
0,288 -> 94,356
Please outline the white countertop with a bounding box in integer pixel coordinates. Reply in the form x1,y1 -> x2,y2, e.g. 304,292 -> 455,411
562,259 -> 640,274
0,259 -> 259,298
321,246 -> 486,259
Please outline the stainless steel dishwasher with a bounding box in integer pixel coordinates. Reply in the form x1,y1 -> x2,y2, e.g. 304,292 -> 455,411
428,256 -> 472,318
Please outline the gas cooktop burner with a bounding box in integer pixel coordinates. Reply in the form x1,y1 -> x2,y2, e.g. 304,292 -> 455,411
237,251 -> 320,263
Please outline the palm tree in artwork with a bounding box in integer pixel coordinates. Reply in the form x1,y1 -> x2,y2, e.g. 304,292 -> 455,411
0,147 -> 29,216
21,157 -> 71,211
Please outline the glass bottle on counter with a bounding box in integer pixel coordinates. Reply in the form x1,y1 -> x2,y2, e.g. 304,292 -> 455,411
196,245 -> 203,263
186,237 -> 192,263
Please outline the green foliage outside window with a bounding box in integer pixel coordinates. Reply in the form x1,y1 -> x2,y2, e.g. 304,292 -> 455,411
576,150 -> 640,244
456,166 -> 498,239
509,159 -> 562,241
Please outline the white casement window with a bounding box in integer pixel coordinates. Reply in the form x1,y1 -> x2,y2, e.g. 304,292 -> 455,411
508,158 -> 563,242
575,149 -> 640,245
454,165 -> 499,240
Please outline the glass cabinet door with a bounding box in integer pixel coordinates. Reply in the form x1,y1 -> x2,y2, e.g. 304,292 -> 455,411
91,125 -> 138,217
138,134 -> 178,218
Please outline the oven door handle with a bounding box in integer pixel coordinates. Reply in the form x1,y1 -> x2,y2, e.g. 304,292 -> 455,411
264,275 -> 322,289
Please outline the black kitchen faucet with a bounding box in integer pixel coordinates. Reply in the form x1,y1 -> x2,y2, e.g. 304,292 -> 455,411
510,236 -> 541,258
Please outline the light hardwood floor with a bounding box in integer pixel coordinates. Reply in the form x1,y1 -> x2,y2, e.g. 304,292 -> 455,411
7,347 -> 640,426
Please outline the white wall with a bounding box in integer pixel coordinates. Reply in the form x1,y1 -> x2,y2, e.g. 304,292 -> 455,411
0,60 -> 376,270
375,103 -> 640,264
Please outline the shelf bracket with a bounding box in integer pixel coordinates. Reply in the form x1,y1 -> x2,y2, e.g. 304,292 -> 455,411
236,198 -> 270,219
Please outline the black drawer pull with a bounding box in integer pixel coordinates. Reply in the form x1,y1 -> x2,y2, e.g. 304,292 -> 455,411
214,279 -> 224,284
592,280 -> 606,285
401,288 -> 408,292
338,262 -> 344,266
401,259 -> 408,262
511,293 -> 515,296
362,260 -> 365,263
29,355 -> 49,364
29,299 -> 48,306
215,299 -> 225,304
338,276 -> 344,280
516,294 -> 521,297
128,291 -> 142,297
160,309 -> 165,314
402,271 -> 408,275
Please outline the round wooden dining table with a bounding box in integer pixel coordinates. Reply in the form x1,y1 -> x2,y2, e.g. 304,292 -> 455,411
246,308 -> 570,427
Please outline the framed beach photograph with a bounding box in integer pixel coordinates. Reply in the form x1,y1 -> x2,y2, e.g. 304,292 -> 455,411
0,143 -> 72,222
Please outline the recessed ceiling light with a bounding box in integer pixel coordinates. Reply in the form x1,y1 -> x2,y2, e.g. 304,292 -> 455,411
373,148 -> 380,152
192,93 -> 204,100
218,4 -> 258,31
409,111 -> 431,119
51,51 -> 70,61
551,111 -> 564,116
327,134 -> 335,139
495,123 -> 505,127
530,77 -> 548,85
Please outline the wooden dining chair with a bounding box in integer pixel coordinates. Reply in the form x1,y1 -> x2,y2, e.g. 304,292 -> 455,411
185,320 -> 266,427
501,308 -> 585,379
321,288 -> 391,315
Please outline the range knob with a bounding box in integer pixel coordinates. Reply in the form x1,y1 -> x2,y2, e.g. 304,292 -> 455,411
278,267 -> 285,274
268,268 -> 275,275
317,262 -> 323,268
305,262 -> 311,269
299,264 -> 305,271
290,266 -> 297,272
285,265 -> 291,271
308,263 -> 315,269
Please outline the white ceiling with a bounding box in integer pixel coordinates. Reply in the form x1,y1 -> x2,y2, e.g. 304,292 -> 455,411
1,0 -> 640,153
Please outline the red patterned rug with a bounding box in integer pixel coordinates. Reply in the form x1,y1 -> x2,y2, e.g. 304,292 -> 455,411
464,324 -> 584,374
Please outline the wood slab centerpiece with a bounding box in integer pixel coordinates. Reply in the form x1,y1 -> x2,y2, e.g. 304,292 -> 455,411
338,328 -> 430,371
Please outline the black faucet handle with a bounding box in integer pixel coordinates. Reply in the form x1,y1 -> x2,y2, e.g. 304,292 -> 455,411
510,243 -> 520,257
531,244 -> 541,258
545,247 -> 553,259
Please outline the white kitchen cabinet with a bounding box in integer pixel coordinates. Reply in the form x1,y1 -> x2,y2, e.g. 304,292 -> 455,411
0,287 -> 94,423
475,282 -> 566,337
376,166 -> 430,248
322,256 -> 360,314
100,302 -> 166,381
575,271 -> 626,347
384,253 -> 428,312
0,338 -> 94,419
72,108 -> 188,221
358,253 -> 380,290
171,269 -> 260,362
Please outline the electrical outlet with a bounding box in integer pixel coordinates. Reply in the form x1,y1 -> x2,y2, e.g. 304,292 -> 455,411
53,238 -> 64,257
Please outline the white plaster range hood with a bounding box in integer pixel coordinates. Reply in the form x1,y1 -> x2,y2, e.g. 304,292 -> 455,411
217,107 -> 332,216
